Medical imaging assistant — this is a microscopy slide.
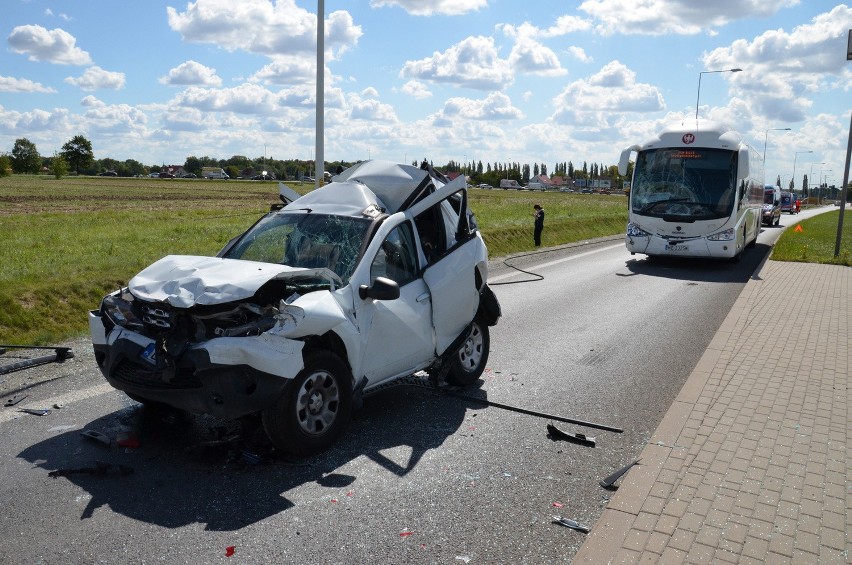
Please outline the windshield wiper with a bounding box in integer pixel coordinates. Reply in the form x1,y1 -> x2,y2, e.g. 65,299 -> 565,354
638,198 -> 689,214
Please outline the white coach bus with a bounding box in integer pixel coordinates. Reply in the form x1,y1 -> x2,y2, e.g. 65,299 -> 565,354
618,120 -> 763,261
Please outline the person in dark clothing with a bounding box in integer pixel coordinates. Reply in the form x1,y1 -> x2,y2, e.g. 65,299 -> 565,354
533,204 -> 544,246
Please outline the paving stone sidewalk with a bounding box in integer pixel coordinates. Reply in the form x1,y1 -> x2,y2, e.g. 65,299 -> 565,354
574,260 -> 850,564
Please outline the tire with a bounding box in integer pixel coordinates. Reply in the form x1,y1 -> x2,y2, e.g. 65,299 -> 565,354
261,351 -> 353,457
445,317 -> 490,387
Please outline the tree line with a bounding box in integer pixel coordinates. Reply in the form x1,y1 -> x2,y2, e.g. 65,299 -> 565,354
1,135 -> 627,186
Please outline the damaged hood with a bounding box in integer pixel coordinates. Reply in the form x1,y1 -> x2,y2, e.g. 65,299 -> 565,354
129,255 -> 341,308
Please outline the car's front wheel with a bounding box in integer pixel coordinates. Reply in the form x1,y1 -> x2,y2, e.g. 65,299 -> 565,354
445,317 -> 490,387
261,351 -> 353,457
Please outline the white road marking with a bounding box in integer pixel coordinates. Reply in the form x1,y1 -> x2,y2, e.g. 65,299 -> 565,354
488,243 -> 624,283
1,383 -> 116,424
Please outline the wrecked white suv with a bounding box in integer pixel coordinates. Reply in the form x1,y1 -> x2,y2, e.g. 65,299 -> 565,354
89,160 -> 500,456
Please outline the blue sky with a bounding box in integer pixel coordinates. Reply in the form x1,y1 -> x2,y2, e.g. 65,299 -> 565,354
2,0 -> 850,187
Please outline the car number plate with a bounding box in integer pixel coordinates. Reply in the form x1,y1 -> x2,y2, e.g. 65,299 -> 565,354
665,244 -> 688,252
140,343 -> 157,365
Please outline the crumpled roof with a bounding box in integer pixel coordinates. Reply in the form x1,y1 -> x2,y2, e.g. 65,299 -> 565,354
332,160 -> 434,214
285,160 -> 440,218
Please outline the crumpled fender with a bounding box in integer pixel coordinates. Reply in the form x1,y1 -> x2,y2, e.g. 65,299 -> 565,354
202,291 -> 356,379
268,290 -> 351,339
200,333 -> 305,379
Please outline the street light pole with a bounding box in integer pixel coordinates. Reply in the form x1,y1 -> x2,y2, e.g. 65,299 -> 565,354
809,161 -> 824,200
315,0 -> 324,188
793,150 -> 814,193
763,127 -> 791,173
695,68 -> 742,121
821,170 -> 833,203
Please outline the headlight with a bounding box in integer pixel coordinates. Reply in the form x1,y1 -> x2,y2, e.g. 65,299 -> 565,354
707,228 -> 735,242
102,292 -> 144,330
626,222 -> 650,237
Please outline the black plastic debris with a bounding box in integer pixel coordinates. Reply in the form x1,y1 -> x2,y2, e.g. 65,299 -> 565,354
552,516 -> 591,533
48,461 -> 134,478
4,394 -> 28,407
547,423 -> 596,447
18,408 -> 50,416
600,460 -> 640,489
80,429 -> 112,446
0,345 -> 74,376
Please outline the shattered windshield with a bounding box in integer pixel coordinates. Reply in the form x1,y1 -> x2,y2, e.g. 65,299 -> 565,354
222,212 -> 373,285
632,148 -> 737,220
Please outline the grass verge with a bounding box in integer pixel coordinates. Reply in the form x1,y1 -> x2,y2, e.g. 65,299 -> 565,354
771,208 -> 852,266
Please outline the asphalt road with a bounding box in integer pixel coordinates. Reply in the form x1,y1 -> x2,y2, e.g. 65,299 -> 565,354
0,210 -> 816,564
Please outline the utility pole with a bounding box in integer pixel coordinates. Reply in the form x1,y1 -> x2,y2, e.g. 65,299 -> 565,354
835,30 -> 852,257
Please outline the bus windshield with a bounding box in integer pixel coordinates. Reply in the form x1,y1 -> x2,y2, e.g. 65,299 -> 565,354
632,148 -> 737,220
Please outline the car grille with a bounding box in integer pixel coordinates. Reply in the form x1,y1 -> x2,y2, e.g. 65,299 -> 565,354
113,360 -> 203,390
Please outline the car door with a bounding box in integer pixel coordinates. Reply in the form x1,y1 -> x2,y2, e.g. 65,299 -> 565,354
354,219 -> 435,385
406,179 -> 480,356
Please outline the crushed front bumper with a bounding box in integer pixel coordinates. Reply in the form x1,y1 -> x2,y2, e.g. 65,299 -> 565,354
89,310 -> 304,419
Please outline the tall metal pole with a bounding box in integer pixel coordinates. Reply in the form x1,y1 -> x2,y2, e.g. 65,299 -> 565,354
834,114 -> 851,256
763,127 -> 791,174
695,68 -> 741,121
315,0 -> 324,188
793,150 -> 813,194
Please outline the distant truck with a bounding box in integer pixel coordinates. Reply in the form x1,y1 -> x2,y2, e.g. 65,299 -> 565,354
202,167 -> 229,179
500,179 -> 522,190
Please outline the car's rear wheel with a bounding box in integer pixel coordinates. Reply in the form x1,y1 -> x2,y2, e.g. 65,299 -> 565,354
445,317 -> 490,387
261,351 -> 353,457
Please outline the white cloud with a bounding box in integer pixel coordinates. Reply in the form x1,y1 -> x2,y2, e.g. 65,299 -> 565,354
80,95 -> 106,108
0,76 -> 56,93
0,105 -> 75,137
578,0 -> 800,36
400,36 -> 513,90
44,8 -> 72,21
173,83 -> 284,114
250,58 -> 316,85
369,0 -> 487,16
509,37 -> 567,77
400,80 -> 433,99
437,92 -> 524,123
498,17 -> 592,40
160,61 -> 222,87
167,0 -> 362,60
7,25 -> 92,65
347,92 -> 399,122
82,102 -> 148,135
567,46 -> 592,63
64,66 -> 126,91
702,5 -> 852,122
552,61 -> 665,128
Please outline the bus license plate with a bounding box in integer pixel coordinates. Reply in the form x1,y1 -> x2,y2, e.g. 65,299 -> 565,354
665,244 -> 688,252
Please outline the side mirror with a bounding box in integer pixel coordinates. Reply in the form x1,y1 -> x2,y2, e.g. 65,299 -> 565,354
358,276 -> 400,301
618,145 -> 640,176
737,146 -> 750,180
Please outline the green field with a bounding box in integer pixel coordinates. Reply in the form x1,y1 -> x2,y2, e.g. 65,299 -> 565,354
0,175 -> 628,344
